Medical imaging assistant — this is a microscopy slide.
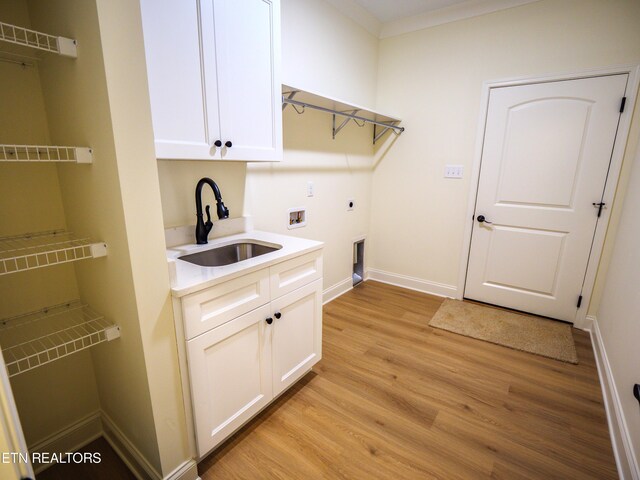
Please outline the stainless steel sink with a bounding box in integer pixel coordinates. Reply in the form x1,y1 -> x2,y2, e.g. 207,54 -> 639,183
179,242 -> 282,267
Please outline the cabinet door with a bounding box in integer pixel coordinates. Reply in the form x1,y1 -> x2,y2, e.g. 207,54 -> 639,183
271,279 -> 322,396
187,305 -> 272,456
213,0 -> 283,161
140,0 -> 221,159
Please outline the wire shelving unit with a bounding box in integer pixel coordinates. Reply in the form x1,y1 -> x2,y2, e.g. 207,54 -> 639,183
0,21 -> 77,57
0,301 -> 120,377
0,230 -> 107,276
0,145 -> 92,163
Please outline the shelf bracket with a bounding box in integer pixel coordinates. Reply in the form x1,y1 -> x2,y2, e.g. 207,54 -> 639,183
282,91 -> 299,111
373,122 -> 403,144
332,110 -> 359,139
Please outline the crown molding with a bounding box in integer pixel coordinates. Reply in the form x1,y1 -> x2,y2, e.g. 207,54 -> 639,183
379,0 -> 541,38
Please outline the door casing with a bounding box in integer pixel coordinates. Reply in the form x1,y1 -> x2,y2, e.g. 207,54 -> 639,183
457,65 -> 640,329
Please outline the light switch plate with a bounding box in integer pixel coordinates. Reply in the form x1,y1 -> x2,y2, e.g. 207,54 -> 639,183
444,165 -> 464,178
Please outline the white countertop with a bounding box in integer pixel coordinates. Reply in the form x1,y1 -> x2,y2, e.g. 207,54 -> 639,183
167,230 -> 323,297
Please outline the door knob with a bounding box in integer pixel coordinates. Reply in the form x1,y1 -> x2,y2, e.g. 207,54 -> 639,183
225,141 -> 232,148
265,317 -> 273,325
214,140 -> 222,147
477,215 -> 492,225
274,312 -> 282,319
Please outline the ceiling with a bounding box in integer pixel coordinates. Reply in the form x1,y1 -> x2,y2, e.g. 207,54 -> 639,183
353,0 -> 470,23
326,0 -> 541,38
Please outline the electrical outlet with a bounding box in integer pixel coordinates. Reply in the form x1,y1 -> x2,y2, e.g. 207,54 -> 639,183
307,181 -> 314,197
444,165 -> 464,178
347,198 -> 355,211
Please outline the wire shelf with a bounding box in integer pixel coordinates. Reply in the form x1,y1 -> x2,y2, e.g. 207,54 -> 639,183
0,301 -> 120,377
0,230 -> 107,276
0,145 -> 92,163
0,21 -> 77,57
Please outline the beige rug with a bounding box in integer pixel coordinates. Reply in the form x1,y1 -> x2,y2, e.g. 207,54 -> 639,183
429,299 -> 578,364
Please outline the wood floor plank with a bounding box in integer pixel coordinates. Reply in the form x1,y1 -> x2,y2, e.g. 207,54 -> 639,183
199,281 -> 618,479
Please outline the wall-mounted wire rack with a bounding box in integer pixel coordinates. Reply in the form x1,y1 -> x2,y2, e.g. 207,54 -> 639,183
282,84 -> 404,144
0,230 -> 107,276
0,21 -> 77,58
0,301 -> 120,377
0,145 -> 92,163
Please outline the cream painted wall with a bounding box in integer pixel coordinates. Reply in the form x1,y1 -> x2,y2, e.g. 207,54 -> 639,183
596,142 -> 640,476
0,0 -> 100,451
247,107 -> 373,291
92,0 -> 193,474
247,0 -> 379,293
281,0 -> 379,107
372,0 -> 640,315
157,161 -> 246,228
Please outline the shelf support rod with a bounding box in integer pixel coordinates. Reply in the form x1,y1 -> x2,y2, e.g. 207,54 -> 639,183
282,97 -> 405,135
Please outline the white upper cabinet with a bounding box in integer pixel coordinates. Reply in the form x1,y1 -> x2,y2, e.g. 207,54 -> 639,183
140,0 -> 282,162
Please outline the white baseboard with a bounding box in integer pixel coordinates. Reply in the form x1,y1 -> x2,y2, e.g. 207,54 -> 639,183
101,410 -> 162,480
102,410 -> 200,480
164,459 -> 200,480
323,277 -> 353,304
29,411 -> 103,474
366,268 -> 458,298
589,317 -> 640,480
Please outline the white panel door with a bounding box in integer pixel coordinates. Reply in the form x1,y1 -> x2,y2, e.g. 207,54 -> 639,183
212,0 -> 283,161
271,279 -> 322,396
187,304 -> 272,456
465,75 -> 628,322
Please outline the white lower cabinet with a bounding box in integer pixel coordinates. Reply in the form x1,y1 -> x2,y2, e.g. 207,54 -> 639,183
179,250 -> 323,457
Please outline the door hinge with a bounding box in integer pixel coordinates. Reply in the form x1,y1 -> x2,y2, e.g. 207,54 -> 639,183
620,97 -> 627,113
577,295 -> 583,308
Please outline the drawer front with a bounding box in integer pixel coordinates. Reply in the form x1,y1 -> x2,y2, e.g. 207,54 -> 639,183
182,269 -> 270,339
270,250 -> 323,299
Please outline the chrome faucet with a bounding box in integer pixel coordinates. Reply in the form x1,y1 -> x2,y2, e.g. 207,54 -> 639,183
195,177 -> 229,244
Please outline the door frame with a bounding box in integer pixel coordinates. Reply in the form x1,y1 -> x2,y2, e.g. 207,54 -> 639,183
456,64 -> 640,329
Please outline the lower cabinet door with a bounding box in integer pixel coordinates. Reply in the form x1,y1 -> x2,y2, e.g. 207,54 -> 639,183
187,304 -> 272,456
271,279 -> 322,397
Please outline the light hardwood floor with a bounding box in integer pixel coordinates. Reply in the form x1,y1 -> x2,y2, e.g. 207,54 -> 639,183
199,280 -> 617,479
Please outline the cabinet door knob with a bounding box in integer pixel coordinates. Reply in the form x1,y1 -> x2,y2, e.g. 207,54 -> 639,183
214,140 -> 222,147
274,312 -> 281,319
225,141 -> 232,148
265,317 -> 273,325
